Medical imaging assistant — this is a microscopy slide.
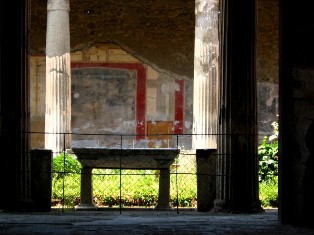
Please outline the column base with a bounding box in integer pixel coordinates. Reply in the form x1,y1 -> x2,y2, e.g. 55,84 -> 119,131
230,200 -> 265,214
247,200 -> 265,213
212,199 -> 265,213
212,199 -> 228,212
154,204 -> 174,211
75,203 -> 98,211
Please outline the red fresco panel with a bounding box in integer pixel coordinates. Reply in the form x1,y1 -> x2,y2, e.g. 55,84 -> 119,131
174,79 -> 184,134
71,63 -> 146,139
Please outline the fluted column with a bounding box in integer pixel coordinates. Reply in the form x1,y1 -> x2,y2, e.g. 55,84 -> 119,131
216,0 -> 263,213
193,0 -> 220,150
45,0 -> 71,154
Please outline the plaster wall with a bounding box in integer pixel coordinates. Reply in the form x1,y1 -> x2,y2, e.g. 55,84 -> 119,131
256,0 -> 279,140
30,0 -> 195,79
29,44 -> 193,149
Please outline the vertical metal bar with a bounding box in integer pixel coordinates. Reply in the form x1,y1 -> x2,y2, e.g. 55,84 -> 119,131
176,134 -> 179,214
119,134 -> 122,214
62,134 -> 66,213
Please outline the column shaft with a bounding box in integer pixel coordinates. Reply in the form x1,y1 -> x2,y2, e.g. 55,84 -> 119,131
193,0 -> 220,149
216,0 -> 263,213
45,0 -> 71,154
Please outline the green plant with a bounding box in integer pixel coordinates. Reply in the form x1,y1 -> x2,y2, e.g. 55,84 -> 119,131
258,136 -> 278,182
259,176 -> 278,208
258,121 -> 279,207
52,152 -> 81,180
52,153 -> 82,207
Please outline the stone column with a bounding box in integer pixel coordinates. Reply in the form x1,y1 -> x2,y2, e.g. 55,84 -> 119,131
45,0 -> 71,154
193,0 -> 220,150
0,0 -> 31,212
215,0 -> 263,213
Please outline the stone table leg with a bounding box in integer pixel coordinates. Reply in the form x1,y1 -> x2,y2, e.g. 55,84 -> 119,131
76,166 -> 97,210
154,168 -> 173,210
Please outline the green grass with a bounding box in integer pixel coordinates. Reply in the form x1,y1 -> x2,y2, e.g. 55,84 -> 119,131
259,176 -> 278,208
52,168 -> 197,208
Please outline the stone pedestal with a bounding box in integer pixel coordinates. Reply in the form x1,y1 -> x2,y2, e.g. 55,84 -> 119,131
196,149 -> 217,212
31,149 -> 52,212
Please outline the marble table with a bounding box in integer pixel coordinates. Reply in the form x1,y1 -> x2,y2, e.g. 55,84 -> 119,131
71,148 -> 180,211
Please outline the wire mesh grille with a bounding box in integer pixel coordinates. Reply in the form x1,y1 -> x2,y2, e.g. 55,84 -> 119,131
27,132 -> 278,212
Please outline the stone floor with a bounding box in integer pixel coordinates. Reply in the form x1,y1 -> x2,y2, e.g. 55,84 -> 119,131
1,208 -> 314,234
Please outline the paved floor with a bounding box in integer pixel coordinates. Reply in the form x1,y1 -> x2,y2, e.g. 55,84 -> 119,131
1,208 -> 314,234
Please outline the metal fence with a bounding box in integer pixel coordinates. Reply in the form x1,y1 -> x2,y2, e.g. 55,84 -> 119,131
51,149 -> 198,212
27,132 -> 278,212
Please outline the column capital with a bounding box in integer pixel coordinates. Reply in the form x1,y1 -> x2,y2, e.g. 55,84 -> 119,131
47,0 -> 69,11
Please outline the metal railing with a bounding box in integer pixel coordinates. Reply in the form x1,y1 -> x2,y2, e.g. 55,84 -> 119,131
24,132 -> 278,212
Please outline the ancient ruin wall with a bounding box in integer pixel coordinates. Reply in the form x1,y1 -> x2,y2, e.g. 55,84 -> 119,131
30,0 -> 280,140
30,0 -> 195,79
